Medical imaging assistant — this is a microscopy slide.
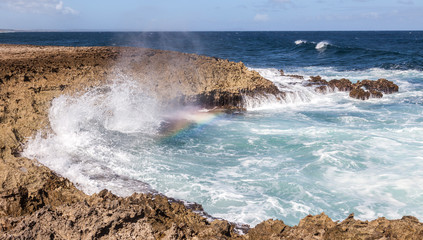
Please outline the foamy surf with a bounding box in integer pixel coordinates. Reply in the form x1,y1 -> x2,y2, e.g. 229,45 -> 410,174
24,66 -> 423,227
23,76 -> 162,196
243,67 -> 348,111
295,39 -> 307,45
315,41 -> 330,51
294,39 -> 331,52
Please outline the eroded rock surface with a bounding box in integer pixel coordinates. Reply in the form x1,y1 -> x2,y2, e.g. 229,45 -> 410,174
349,78 -> 398,99
245,213 -> 423,240
304,75 -> 398,100
0,45 -> 419,239
1,190 -> 239,239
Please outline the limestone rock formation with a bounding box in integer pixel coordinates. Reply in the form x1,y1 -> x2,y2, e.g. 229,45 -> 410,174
244,213 -> 423,240
0,44 -> 279,239
328,78 -> 353,92
304,75 -> 398,100
0,45 -> 418,239
357,78 -> 399,94
1,190 -> 239,239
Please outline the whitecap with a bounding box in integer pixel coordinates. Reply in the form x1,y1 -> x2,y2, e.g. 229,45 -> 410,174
315,41 -> 330,51
295,39 -> 307,45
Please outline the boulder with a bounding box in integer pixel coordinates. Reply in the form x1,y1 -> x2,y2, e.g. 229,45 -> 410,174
357,78 -> 399,94
328,78 -> 353,91
349,88 -> 371,100
303,76 -> 398,100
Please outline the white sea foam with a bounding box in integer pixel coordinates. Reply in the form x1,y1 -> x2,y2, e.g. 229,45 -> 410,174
315,41 -> 330,51
281,66 -> 423,89
24,75 -> 161,196
295,39 -> 307,45
245,66 -> 423,111
244,67 -> 353,111
23,66 -> 423,227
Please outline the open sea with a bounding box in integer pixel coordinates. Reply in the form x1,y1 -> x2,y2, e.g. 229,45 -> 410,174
3,31 -> 423,226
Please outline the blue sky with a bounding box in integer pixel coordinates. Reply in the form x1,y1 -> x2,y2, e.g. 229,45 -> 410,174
0,0 -> 422,31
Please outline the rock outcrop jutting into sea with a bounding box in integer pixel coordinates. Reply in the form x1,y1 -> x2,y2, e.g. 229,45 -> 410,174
0,44 -> 421,239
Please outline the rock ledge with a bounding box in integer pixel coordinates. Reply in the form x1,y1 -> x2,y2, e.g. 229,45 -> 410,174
0,45 -> 420,239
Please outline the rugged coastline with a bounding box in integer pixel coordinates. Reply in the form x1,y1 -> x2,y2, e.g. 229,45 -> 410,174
1,44 -> 422,239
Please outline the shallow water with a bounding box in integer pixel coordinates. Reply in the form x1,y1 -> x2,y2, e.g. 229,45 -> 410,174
14,31 -> 423,226
23,66 -> 423,226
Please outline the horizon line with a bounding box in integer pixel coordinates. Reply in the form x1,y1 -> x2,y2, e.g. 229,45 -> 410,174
1,29 -> 423,33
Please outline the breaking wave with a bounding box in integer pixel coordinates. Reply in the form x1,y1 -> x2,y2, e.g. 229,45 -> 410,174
315,41 -> 330,51
293,40 -> 331,51
23,66 -> 423,227
295,39 -> 307,45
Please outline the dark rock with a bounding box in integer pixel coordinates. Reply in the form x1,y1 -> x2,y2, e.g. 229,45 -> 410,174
350,88 -> 371,100
348,78 -> 397,100
308,76 -> 328,85
357,78 -> 399,94
305,76 -> 398,100
370,89 -> 383,98
328,78 -> 353,91
315,85 -> 329,93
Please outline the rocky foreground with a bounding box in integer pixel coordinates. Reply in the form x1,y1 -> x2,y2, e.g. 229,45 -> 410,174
0,44 -> 421,239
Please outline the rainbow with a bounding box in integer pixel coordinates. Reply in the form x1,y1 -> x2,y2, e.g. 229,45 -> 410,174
159,108 -> 224,139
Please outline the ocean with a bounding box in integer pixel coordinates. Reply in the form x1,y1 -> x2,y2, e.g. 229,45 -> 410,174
3,31 -> 423,226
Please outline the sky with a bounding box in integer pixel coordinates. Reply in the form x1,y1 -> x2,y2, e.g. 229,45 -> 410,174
0,0 -> 422,31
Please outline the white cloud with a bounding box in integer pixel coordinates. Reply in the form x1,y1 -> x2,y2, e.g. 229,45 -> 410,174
55,1 -> 77,14
254,13 -> 269,22
0,0 -> 78,15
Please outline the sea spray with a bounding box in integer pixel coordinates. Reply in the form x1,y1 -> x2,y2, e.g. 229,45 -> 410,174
23,66 -> 423,226
24,75 -> 162,196
23,74 -> 227,196
5,31 -> 422,228
243,68 -> 337,110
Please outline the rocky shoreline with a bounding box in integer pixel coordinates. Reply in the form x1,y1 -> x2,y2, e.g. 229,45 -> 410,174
1,44 -> 422,239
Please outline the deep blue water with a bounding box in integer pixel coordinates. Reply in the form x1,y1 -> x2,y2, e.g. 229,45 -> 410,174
11,31 -> 423,226
1,31 -> 423,70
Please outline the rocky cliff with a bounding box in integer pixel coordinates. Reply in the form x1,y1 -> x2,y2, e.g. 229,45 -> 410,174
1,44 -> 421,239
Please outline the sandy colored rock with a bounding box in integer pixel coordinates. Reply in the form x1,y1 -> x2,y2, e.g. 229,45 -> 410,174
0,45 -> 421,239
0,44 -> 280,196
0,44 -> 275,239
1,190 -> 240,239
244,213 -> 423,240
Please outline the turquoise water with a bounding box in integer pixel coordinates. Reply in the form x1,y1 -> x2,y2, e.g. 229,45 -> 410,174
16,31 -> 423,226
24,66 -> 423,226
